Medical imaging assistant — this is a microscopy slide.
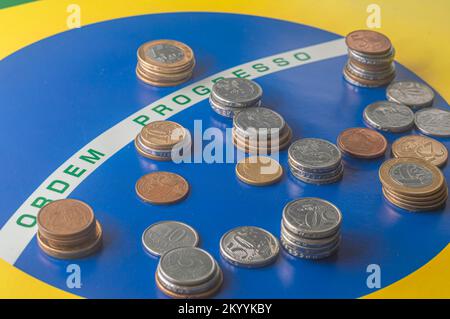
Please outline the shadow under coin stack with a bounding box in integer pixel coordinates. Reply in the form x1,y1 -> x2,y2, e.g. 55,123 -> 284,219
136,39 -> 195,87
280,198 -> 342,259
37,199 -> 102,259
232,107 -> 292,154
135,120 -> 190,161
344,30 -> 395,87
379,157 -> 448,211
209,78 -> 262,118
288,138 -> 343,184
155,247 -> 223,298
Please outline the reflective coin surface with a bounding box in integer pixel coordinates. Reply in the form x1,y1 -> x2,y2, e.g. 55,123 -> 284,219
235,156 -> 283,186
288,138 -> 342,170
212,78 -> 262,105
139,121 -> 186,149
392,135 -> 447,167
135,172 -> 189,204
337,127 -> 387,158
363,101 -> 414,132
345,30 -> 392,55
386,81 -> 434,109
234,107 -> 285,135
415,108 -> 450,137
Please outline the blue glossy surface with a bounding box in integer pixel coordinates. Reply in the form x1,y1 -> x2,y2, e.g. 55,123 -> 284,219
1,13 -> 449,298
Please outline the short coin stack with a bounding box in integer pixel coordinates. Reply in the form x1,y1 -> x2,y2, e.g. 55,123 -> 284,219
136,39 -> 195,87
135,120 -> 191,161
281,198 -> 342,259
155,247 -> 223,298
344,30 -> 395,87
233,107 -> 292,154
379,157 -> 448,211
37,199 -> 102,259
387,81 -> 434,111
288,138 -> 343,184
210,78 -> 262,118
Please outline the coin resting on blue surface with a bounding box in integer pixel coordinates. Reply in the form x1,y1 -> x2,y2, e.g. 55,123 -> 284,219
387,81 -> 434,111
414,108 -> 450,137
363,101 -> 414,133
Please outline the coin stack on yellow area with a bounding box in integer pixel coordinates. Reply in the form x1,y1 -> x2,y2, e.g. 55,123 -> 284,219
136,39 -> 195,87
343,30 -> 396,87
379,158 -> 448,212
135,120 -> 191,161
37,199 -> 102,259
232,107 -> 292,154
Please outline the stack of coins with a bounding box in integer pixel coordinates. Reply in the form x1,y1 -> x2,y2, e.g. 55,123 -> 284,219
136,39 -> 195,87
37,199 -> 102,259
220,226 -> 279,267
232,107 -> 292,154
379,157 -> 448,211
387,81 -> 435,111
135,120 -> 191,161
337,127 -> 387,159
235,156 -> 283,186
155,247 -> 223,298
344,30 -> 395,87
280,198 -> 342,259
363,101 -> 414,133
288,138 -> 343,184
209,78 -> 262,118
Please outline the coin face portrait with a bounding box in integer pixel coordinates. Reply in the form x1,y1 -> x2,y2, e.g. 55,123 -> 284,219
146,43 -> 185,64
389,163 -> 434,188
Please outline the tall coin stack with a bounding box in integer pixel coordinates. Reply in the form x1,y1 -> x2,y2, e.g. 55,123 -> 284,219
136,39 -> 195,87
288,138 -> 343,184
379,157 -> 448,212
232,107 -> 292,154
281,198 -> 342,259
209,78 -> 262,118
343,30 -> 395,87
37,199 -> 102,259
135,120 -> 191,161
155,247 -> 223,298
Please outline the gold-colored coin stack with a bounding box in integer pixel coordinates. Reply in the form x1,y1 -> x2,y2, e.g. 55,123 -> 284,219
37,199 -> 103,259
136,39 -> 195,87
379,158 -> 448,212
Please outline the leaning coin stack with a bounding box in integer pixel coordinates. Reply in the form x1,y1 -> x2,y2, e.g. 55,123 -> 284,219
37,199 -> 102,259
280,198 -> 342,259
155,247 -> 223,298
344,30 -> 395,87
288,138 -> 343,184
136,39 -> 195,87
232,107 -> 292,154
379,157 -> 448,212
135,120 -> 191,161
209,78 -> 262,118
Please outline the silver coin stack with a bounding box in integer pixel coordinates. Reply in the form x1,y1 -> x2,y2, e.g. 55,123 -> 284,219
387,81 -> 434,111
233,107 -> 292,154
281,198 -> 343,259
288,138 -> 343,184
155,247 -> 223,298
209,78 -> 262,118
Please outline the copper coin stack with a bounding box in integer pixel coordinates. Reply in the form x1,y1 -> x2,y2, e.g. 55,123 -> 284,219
337,127 -> 387,159
136,39 -> 195,87
343,30 -> 396,87
37,199 -> 102,259
379,157 -> 448,212
135,120 -> 191,161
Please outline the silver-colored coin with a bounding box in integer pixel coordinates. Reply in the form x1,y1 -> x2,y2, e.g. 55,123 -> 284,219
288,138 -> 342,171
212,78 -> 262,107
142,221 -> 199,256
387,81 -> 434,109
146,43 -> 185,64
388,162 -> 434,188
281,221 -> 340,249
280,236 -> 340,259
233,107 -> 285,137
290,167 -> 344,185
346,62 -> 395,81
348,47 -> 395,65
209,94 -> 260,118
158,247 -> 216,286
280,231 -> 341,254
415,108 -> 450,137
282,198 -> 342,239
363,101 -> 414,132
220,226 -> 279,268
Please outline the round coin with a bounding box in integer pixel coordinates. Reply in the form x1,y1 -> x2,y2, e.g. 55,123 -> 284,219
142,221 -> 199,256
288,138 -> 342,171
235,156 -> 283,186
415,108 -> 450,137
233,107 -> 285,137
363,101 -> 414,133
391,135 -> 447,167
345,30 -> 392,55
138,39 -> 193,69
337,127 -> 387,159
135,172 -> 189,204
387,81 -> 434,109
212,78 -> 262,107
220,226 -> 279,267
139,121 -> 186,149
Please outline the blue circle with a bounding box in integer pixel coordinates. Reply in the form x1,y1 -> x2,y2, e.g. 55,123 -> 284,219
1,12 -> 449,298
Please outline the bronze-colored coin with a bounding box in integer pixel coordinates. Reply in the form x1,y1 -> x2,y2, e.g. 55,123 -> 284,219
343,65 -> 395,87
235,156 -> 283,186
137,39 -> 194,70
232,127 -> 292,154
379,158 -> 444,196
383,187 -> 447,207
337,127 -> 387,159
382,188 -> 447,211
136,67 -> 192,87
384,184 -> 447,202
232,125 -> 292,147
350,59 -> 394,72
392,135 -> 448,167
134,137 -> 172,161
135,172 -> 189,205
37,199 -> 95,239
139,121 -> 186,150
345,30 -> 392,55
